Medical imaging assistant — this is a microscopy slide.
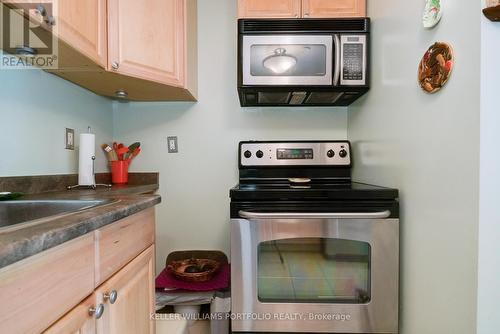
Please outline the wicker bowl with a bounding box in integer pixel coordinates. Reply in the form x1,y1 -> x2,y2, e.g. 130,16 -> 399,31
167,258 -> 221,282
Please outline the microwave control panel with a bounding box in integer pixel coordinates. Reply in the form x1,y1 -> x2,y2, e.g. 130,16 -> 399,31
240,141 -> 351,167
340,35 -> 366,86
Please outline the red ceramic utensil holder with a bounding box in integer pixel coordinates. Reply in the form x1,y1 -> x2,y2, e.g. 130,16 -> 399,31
111,160 -> 129,184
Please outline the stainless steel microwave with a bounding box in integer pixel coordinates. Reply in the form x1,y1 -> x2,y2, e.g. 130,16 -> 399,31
237,18 -> 370,107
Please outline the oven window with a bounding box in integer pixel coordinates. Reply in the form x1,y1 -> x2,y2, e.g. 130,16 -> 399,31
250,44 -> 327,77
257,238 -> 371,304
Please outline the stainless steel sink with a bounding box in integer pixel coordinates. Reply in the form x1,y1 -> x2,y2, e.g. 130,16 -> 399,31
0,199 -> 112,229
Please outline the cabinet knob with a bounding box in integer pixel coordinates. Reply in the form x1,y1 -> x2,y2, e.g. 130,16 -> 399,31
45,16 -> 56,26
294,14 -> 299,18
304,13 -> 310,17
103,290 -> 118,304
89,304 -> 105,319
15,46 -> 36,56
114,90 -> 128,100
111,61 -> 120,70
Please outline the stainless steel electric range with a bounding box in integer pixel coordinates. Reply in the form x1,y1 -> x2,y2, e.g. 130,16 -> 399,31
230,141 -> 399,334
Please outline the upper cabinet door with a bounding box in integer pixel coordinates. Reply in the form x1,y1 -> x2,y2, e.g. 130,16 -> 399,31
302,0 -> 366,18
1,0 -> 106,67
238,0 -> 302,18
108,0 -> 186,87
58,0 -> 107,68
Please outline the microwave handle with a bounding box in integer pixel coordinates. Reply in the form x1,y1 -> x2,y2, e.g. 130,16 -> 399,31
239,210 -> 391,220
333,34 -> 341,86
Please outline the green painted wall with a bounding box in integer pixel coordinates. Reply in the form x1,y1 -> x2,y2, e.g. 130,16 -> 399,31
0,69 -> 113,176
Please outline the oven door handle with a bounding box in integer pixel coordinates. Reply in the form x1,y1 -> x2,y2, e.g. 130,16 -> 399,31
238,210 -> 391,220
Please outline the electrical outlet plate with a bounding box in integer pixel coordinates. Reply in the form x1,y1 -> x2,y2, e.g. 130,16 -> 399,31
65,128 -> 75,150
167,136 -> 178,153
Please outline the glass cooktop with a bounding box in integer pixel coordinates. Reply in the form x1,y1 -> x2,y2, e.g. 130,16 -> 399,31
230,182 -> 398,201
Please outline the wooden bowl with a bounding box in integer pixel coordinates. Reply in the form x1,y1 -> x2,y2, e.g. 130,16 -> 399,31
167,258 -> 221,283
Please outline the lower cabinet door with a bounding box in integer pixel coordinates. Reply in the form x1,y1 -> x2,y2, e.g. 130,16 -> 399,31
96,245 -> 155,334
44,295 -> 97,334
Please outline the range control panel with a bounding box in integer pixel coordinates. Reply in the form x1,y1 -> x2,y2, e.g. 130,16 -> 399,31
240,141 -> 351,167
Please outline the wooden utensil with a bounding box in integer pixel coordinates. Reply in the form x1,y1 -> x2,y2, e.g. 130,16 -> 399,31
101,144 -> 118,161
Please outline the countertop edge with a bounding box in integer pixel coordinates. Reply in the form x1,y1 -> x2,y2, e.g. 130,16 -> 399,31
0,188 -> 161,269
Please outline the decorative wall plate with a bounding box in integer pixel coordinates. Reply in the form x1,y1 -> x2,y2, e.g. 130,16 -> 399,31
418,42 -> 454,94
423,0 -> 443,28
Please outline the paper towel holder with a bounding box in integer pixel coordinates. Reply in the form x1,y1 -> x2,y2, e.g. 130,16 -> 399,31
67,156 -> 113,190
67,127 -> 112,190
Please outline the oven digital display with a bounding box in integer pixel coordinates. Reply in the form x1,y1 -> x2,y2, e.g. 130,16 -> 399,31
277,148 -> 313,160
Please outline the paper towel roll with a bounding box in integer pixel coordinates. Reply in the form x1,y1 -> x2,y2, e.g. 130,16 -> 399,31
78,133 -> 95,186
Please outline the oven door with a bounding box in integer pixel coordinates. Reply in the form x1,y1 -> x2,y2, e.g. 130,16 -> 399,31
231,211 -> 399,333
241,35 -> 336,86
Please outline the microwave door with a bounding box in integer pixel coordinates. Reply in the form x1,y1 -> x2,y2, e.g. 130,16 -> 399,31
242,35 -> 333,86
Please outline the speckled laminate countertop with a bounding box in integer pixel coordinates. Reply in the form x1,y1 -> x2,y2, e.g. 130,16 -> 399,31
0,183 -> 161,269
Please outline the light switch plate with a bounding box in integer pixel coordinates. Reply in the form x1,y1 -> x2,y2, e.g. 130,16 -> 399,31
167,136 -> 178,153
65,128 -> 74,150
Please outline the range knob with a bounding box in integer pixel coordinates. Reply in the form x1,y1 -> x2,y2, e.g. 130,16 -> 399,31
327,150 -> 335,158
339,149 -> 348,158
244,150 -> 252,158
256,150 -> 264,158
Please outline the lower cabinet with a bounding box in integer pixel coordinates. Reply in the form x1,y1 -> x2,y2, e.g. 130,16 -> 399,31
96,246 -> 155,334
0,207 -> 156,334
0,234 -> 95,334
45,246 -> 155,334
44,295 -> 97,334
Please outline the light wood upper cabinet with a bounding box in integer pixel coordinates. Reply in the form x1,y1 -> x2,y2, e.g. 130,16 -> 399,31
238,0 -> 366,18
2,0 -> 107,68
57,0 -> 107,68
96,246 -> 155,334
52,0 -> 198,101
108,0 -> 193,89
3,0 -> 197,101
302,0 -> 366,18
238,0 -> 301,18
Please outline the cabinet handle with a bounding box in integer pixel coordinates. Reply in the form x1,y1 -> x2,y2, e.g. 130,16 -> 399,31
304,13 -> 310,17
89,304 -> 105,319
111,61 -> 120,70
103,290 -> 118,304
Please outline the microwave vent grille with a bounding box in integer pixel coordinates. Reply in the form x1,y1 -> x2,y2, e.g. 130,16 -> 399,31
240,19 -> 369,33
